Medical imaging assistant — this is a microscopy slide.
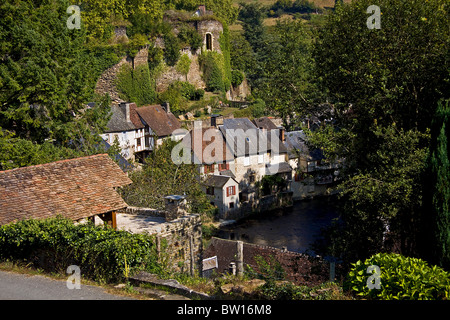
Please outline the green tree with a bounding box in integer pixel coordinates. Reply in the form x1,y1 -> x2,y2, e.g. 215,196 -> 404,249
314,0 -> 449,133
203,0 -> 239,25
229,32 -> 257,75
176,53 -> 191,81
0,0 -> 111,160
256,19 -> 317,127
310,0 -> 449,263
177,25 -> 203,52
238,2 -> 266,54
119,139 -> 214,215
199,51 -> 226,92
75,0 -> 164,41
425,100 -> 450,269
163,31 -> 181,66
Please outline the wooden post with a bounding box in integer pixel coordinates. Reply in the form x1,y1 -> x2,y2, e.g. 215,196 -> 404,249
236,240 -> 244,277
156,235 -> 161,260
97,211 -> 117,230
189,234 -> 195,276
330,261 -> 336,283
111,211 -> 117,230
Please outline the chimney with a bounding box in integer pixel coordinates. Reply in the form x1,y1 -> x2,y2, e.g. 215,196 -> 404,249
278,127 -> 285,142
210,114 -> 218,127
198,5 -> 206,15
164,195 -> 187,221
162,102 -> 171,114
120,102 -> 131,123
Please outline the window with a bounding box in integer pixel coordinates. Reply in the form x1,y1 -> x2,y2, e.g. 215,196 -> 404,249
136,138 -> 141,147
229,202 -> 234,209
219,163 -> 229,171
226,185 -> 236,197
206,33 -> 212,50
206,186 -> 215,195
258,154 -> 264,164
204,164 -> 214,174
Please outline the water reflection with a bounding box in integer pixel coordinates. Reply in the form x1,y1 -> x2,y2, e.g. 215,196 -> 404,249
217,196 -> 340,255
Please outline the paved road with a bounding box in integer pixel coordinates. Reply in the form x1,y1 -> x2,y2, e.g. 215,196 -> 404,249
0,270 -> 134,300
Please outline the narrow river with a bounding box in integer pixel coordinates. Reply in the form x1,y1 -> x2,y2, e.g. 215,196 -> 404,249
217,196 -> 340,255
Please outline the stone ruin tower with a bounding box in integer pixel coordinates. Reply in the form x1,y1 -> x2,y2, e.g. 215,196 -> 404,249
192,6 -> 223,54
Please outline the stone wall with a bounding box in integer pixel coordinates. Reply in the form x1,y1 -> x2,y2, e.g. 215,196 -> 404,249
117,206 -> 203,276
203,237 -> 341,286
95,56 -> 129,105
95,18 -> 226,101
94,46 -> 149,106
196,19 -> 223,54
226,77 -> 251,101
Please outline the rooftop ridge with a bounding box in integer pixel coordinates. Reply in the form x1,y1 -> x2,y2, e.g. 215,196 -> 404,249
0,153 -> 110,174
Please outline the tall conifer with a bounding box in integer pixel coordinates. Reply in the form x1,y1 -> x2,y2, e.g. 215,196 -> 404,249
428,99 -> 450,269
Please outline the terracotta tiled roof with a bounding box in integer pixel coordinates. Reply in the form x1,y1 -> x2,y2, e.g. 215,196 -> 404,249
128,103 -> 145,129
0,154 -> 132,225
136,105 -> 181,137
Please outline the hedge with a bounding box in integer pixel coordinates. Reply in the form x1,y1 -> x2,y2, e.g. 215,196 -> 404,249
345,252 -> 450,300
0,217 -> 164,283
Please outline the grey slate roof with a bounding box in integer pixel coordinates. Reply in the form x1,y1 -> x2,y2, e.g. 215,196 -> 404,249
220,118 -> 287,157
284,130 -> 324,161
105,105 -> 136,133
203,175 -> 237,188
252,117 -> 278,130
266,162 -> 293,175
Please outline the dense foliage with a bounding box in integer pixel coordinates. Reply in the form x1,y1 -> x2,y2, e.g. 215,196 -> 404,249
308,0 -> 450,265
345,253 -> 450,300
0,0 -> 118,169
116,64 -> 157,106
0,217 -> 163,283
424,100 -> 450,269
119,138 -> 214,215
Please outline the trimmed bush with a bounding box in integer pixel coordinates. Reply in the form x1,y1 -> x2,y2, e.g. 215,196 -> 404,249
345,252 -> 450,300
0,217 -> 163,283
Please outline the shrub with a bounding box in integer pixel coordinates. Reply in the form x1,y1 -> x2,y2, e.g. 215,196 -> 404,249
231,70 -> 244,87
177,81 -> 196,100
256,281 -> 347,300
199,51 -> 226,92
177,25 -> 203,51
176,53 -> 191,81
345,252 -> 450,300
194,89 -> 205,101
116,64 -> 157,107
0,217 -> 163,283
163,32 -> 181,66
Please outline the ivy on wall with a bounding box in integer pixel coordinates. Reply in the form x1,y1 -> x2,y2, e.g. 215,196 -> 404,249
116,64 -> 157,106
197,22 -> 232,94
